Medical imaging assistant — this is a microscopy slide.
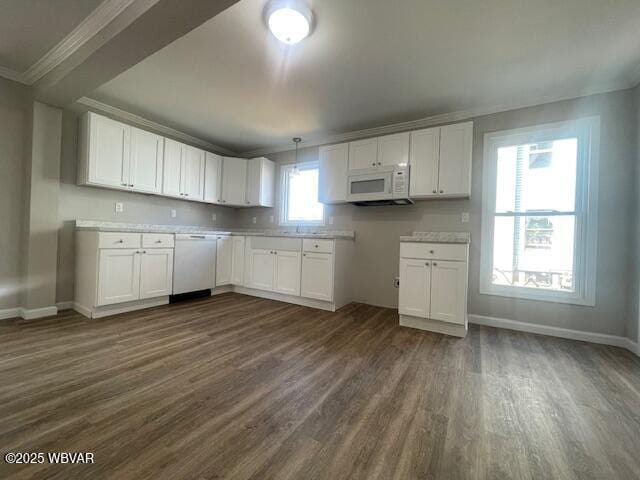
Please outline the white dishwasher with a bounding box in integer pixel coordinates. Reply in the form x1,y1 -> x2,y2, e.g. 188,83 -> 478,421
173,234 -> 217,295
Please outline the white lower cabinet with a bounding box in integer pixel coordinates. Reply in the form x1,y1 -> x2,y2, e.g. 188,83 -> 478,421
398,258 -> 431,318
231,236 -> 245,285
216,235 -> 233,286
274,250 -> 301,296
75,232 -> 175,318
247,248 -> 276,291
301,252 -> 334,302
398,242 -> 468,336
139,248 -> 174,299
98,249 -> 141,306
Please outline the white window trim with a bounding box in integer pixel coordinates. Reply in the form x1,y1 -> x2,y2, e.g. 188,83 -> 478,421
479,117 -> 600,306
279,161 -> 325,226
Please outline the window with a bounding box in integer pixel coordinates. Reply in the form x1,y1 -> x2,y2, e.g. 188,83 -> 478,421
480,117 -> 599,306
280,162 -> 324,225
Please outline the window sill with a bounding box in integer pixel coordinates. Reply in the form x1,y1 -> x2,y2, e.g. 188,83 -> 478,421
479,284 -> 595,307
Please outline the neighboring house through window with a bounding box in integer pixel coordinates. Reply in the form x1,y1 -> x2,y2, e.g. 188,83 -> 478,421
280,161 -> 324,225
480,117 -> 600,305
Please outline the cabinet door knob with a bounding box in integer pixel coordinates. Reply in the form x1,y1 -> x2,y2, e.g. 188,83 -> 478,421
142,250 -> 147,254
155,240 -> 162,243
129,184 -> 134,187
117,239 -> 123,243
425,262 -> 430,266
372,162 -> 376,166
432,190 -> 437,194
377,162 -> 381,166
439,190 -> 444,194
433,262 -> 438,266
302,253 -> 306,257
430,250 -> 434,254
121,182 -> 127,186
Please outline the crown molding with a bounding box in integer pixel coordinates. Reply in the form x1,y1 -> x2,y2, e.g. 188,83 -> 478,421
77,97 -> 238,156
0,0 -> 137,86
240,80 -> 634,157
0,65 -> 26,84
23,0 -> 137,85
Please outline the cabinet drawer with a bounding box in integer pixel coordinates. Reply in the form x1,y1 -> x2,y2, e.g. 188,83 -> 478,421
142,233 -> 175,248
98,232 -> 141,249
400,242 -> 467,261
303,239 -> 334,253
249,236 -> 302,252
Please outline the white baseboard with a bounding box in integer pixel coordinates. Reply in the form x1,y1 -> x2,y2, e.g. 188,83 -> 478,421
19,306 -> 58,320
56,301 -> 74,311
0,307 -> 21,320
211,285 -> 233,296
469,314 -> 639,356
400,314 -> 467,337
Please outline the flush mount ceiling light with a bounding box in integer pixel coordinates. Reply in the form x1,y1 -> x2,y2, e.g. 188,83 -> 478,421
265,0 -> 313,45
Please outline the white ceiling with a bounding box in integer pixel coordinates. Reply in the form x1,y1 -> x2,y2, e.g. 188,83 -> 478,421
89,0 -> 640,153
0,0 -> 104,73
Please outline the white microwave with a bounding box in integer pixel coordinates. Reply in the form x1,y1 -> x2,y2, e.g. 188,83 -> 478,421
347,165 -> 413,206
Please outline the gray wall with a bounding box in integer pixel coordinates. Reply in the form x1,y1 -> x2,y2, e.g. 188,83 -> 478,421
55,110 -> 240,303
629,85 -> 640,343
237,89 -> 636,338
0,78 -> 31,310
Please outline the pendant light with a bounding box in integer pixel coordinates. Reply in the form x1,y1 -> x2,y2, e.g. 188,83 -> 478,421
291,137 -> 302,177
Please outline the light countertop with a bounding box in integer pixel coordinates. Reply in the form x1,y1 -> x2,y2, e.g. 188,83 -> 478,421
400,231 -> 470,244
75,220 -> 355,240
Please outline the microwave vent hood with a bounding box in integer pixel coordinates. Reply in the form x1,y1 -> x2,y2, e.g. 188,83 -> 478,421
352,198 -> 414,206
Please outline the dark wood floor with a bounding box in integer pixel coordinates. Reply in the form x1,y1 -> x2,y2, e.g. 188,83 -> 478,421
1,293 -> 639,479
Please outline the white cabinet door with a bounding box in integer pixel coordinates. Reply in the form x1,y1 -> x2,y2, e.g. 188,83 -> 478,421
319,143 -> 348,204
182,145 -> 205,201
139,248 -> 174,299
398,258 -> 431,318
430,260 -> 466,325
88,114 -> 130,188
216,236 -> 233,286
438,122 -> 473,196
221,157 -> 248,205
247,248 -> 275,291
231,236 -> 245,285
129,127 -> 164,194
97,249 -> 141,306
204,152 -> 223,204
301,252 -> 333,301
162,138 -> 183,198
409,127 -> 440,198
274,250 -> 301,296
378,132 -> 409,167
245,158 -> 260,207
349,138 -> 378,170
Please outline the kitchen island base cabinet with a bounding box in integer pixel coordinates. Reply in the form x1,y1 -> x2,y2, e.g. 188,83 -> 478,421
75,231 -> 174,319
398,242 -> 468,337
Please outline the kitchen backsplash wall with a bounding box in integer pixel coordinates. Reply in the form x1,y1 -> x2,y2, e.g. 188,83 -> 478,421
55,110 -> 240,303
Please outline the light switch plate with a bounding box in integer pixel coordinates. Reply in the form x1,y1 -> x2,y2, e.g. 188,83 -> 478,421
269,215 -> 274,223
115,202 -> 124,213
170,209 -> 177,218
461,212 -> 470,223
252,217 -> 257,224
211,213 -> 216,222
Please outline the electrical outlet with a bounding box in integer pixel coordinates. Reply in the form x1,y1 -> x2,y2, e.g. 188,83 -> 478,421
211,213 -> 217,223
269,215 -> 274,223
394,277 -> 400,288
329,216 -> 334,225
115,202 -> 124,213
170,209 -> 177,218
252,217 -> 257,224
461,212 -> 470,223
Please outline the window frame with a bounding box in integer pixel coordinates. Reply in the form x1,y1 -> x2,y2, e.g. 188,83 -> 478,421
279,161 -> 325,227
479,117 -> 600,306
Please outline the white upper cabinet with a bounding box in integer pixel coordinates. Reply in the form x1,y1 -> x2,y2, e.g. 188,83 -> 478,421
319,143 -> 348,204
162,140 -> 205,201
220,157 -> 248,206
203,152 -> 223,204
409,121 -> 473,198
83,112 -> 130,189
409,127 -> 440,197
181,145 -> 205,201
246,157 -> 275,207
438,122 -> 473,196
129,127 -> 164,194
378,132 -> 410,167
349,138 -> 378,170
162,138 -> 184,198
